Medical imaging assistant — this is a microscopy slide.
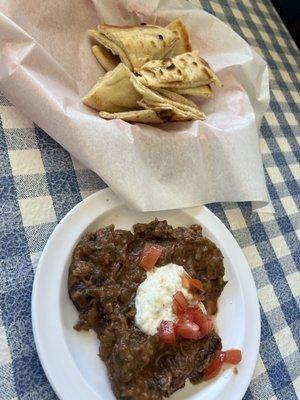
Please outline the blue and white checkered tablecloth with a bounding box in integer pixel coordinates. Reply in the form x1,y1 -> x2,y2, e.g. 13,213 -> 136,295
0,0 -> 299,399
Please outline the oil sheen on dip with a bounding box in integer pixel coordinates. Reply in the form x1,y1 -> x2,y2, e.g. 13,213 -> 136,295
135,263 -> 206,335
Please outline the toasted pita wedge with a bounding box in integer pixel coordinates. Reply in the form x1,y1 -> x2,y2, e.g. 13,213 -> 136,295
89,29 -> 131,70
89,24 -> 179,71
138,50 -> 221,90
131,75 -> 206,120
82,63 -> 142,112
154,87 -> 202,108
174,85 -> 212,97
138,99 -> 202,121
99,109 -> 164,123
91,45 -> 119,71
166,19 -> 192,55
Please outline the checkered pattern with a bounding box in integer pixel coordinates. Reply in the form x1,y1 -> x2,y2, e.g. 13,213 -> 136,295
0,0 -> 299,399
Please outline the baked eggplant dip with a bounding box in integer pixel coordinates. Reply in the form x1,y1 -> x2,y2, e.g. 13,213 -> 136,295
68,219 -> 242,399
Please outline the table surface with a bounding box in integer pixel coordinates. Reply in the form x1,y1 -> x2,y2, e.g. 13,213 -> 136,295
0,0 -> 299,399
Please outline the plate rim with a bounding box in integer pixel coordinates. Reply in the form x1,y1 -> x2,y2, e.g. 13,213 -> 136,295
32,188 -> 260,400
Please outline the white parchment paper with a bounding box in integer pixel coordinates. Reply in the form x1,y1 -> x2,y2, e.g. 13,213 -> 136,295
0,0 -> 270,211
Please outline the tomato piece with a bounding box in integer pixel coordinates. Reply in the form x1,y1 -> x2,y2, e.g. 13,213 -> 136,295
181,274 -> 204,291
172,291 -> 188,316
184,307 -> 214,338
157,320 -> 176,345
186,307 -> 203,324
224,349 -> 242,365
199,317 -> 214,337
190,278 -> 204,290
202,351 -> 226,380
202,349 -> 242,380
139,243 -> 163,271
176,320 -> 201,340
184,306 -> 198,321
181,274 -> 191,289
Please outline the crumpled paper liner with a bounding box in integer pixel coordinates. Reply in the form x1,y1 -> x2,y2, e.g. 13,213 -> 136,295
0,0 -> 270,211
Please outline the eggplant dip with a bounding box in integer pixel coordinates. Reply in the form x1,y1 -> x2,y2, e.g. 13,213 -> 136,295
68,219 -> 242,400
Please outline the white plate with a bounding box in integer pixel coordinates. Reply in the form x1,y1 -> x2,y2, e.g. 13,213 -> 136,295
32,189 -> 260,400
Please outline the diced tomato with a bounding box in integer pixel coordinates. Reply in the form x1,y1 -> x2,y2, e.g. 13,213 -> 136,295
157,320 -> 176,345
190,278 -> 204,290
202,349 -> 242,380
172,291 -> 188,316
224,349 -> 242,365
184,307 -> 214,338
181,273 -> 191,289
202,351 -> 226,380
181,274 -> 203,291
186,307 -> 203,324
193,309 -> 214,336
176,320 -> 201,340
199,317 -> 214,337
184,306 -> 198,321
139,243 -> 163,271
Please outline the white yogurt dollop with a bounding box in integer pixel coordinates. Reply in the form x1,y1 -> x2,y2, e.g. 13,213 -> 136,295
135,263 -> 206,335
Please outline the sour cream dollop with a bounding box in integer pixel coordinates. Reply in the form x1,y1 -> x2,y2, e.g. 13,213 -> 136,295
135,263 -> 206,335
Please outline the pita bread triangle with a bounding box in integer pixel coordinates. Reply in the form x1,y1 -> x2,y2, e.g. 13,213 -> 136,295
82,63 -> 142,113
137,50 -> 221,92
89,23 -> 179,71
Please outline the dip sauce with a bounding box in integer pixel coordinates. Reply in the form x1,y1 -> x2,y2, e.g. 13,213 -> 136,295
68,219 -> 225,399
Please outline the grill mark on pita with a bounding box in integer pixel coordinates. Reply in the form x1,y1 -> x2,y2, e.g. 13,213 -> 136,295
166,63 -> 176,70
199,57 -> 210,68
